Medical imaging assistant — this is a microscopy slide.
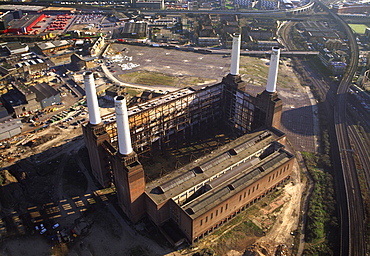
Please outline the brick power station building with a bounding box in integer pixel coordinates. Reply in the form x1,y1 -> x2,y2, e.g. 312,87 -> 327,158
82,34 -> 294,245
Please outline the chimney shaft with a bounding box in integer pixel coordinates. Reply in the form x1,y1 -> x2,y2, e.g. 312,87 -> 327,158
84,72 -> 101,125
230,33 -> 241,76
266,47 -> 281,93
114,96 -> 133,156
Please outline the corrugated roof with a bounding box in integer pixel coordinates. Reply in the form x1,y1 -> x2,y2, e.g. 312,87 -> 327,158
260,152 -> 288,171
187,187 -> 231,214
230,168 -> 261,189
122,22 -> 148,34
159,171 -> 196,193
30,83 -> 59,101
199,152 -> 230,172
234,131 -> 271,154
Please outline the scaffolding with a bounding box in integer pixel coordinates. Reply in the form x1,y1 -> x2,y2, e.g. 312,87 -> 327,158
101,85 -> 228,156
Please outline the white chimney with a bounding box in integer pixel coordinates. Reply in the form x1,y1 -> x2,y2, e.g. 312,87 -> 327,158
114,96 -> 133,156
266,47 -> 281,93
230,33 -> 241,76
84,72 -> 101,125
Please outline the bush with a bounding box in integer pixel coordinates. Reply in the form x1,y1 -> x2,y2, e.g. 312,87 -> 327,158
302,153 -> 339,255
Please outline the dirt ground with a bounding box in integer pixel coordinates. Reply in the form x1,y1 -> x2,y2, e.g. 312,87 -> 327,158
166,158 -> 304,256
0,158 -> 304,256
0,49 -> 313,256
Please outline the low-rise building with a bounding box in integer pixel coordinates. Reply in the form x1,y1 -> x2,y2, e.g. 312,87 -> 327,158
0,116 -> 23,141
120,22 -> 148,39
198,37 -> 220,46
1,86 -> 39,117
29,83 -> 61,109
2,42 -> 29,55
319,48 -> 347,75
34,40 -> 72,55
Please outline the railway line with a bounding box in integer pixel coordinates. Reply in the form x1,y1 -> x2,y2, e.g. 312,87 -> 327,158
280,3 -> 367,254
328,5 -> 366,254
348,124 -> 370,192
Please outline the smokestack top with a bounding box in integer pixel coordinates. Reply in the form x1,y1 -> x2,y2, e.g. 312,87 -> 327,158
266,47 -> 281,93
230,33 -> 241,76
114,95 -> 133,155
84,71 -> 101,125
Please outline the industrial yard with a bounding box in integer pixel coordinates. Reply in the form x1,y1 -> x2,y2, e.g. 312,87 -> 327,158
0,125 -> 303,256
0,43 -> 315,255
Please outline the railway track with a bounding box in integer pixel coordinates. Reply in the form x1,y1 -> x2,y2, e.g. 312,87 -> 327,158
348,124 -> 370,191
328,7 -> 366,254
280,3 -> 367,254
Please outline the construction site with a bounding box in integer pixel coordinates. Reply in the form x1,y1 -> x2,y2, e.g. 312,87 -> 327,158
82,34 -> 295,246
0,33 -> 311,255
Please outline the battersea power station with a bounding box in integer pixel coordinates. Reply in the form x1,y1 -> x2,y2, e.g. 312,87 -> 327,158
82,34 -> 295,245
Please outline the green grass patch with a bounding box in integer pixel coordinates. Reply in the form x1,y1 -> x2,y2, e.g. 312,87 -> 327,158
213,215 -> 264,254
119,71 -> 212,87
193,188 -> 288,255
120,71 -> 177,86
240,56 -> 297,89
302,152 -> 338,255
348,24 -> 368,34
126,87 -> 144,97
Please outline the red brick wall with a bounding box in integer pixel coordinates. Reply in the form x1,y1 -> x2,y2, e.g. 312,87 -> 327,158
191,157 -> 294,242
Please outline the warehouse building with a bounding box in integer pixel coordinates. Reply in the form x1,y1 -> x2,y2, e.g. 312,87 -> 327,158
120,22 -> 148,39
29,83 -> 61,109
0,116 -> 23,141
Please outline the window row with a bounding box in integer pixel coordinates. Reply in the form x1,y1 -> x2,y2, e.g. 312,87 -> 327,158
239,184 -> 259,201
268,164 -> 289,182
200,203 -> 228,226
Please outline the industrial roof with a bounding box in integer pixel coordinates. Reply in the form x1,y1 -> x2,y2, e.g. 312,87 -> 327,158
15,58 -> 44,68
29,83 -> 59,101
114,12 -> 129,20
145,129 -> 287,208
42,7 -> 76,12
9,14 -> 43,29
5,42 -> 29,55
53,40 -> 70,47
183,150 -> 293,219
36,40 -> 71,50
0,5 -> 45,12
1,89 -> 27,106
0,117 -> 22,134
122,22 -> 148,35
